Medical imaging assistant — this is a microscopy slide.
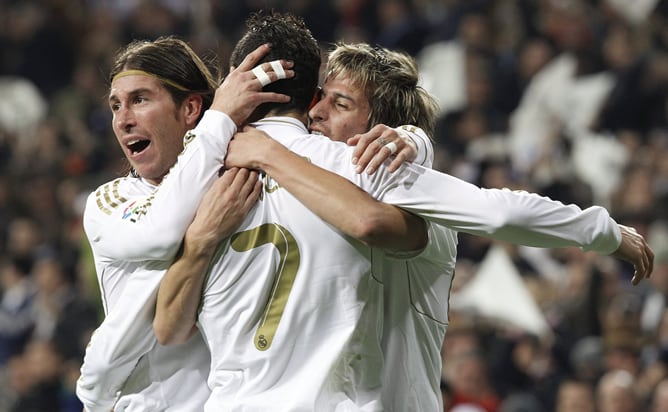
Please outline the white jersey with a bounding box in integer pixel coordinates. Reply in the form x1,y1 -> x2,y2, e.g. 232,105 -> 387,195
282,120 -> 619,412
375,223 -> 456,412
275,120 -> 620,253
372,131 -> 456,412
198,116 -> 621,411
77,111 -> 238,412
199,119 -> 385,412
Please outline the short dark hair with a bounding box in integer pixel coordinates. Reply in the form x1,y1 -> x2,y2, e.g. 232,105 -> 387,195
109,36 -> 219,122
230,11 -> 321,120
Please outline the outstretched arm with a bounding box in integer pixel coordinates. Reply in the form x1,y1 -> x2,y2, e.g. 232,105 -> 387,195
154,168 -> 261,344
343,125 -> 655,284
225,128 -> 654,285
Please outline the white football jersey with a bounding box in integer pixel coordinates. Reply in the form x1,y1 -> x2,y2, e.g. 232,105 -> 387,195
375,223 -> 457,412
198,117 -> 621,412
280,117 -> 620,412
375,129 -> 456,412
199,118 -> 384,412
77,111 -> 237,412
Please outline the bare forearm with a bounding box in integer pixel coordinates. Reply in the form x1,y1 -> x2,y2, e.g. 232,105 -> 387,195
154,168 -> 260,344
154,239 -> 213,345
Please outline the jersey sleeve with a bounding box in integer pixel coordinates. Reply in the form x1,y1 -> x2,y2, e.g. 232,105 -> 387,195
296,137 -> 621,255
396,125 -> 434,168
367,164 -> 622,254
76,262 -> 167,412
378,126 -> 433,259
83,110 -> 236,262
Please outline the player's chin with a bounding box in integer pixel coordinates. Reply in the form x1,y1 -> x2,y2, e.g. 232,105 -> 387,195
133,162 -> 165,182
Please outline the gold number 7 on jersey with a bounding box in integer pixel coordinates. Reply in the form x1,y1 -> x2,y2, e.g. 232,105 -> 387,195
230,223 -> 300,351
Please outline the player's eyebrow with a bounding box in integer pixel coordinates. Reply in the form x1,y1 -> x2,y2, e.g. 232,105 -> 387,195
109,87 -> 154,103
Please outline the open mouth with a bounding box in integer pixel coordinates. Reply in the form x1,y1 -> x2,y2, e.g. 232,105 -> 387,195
127,139 -> 150,155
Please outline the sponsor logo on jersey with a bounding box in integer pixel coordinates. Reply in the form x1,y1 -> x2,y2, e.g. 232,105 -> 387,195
122,199 -> 151,222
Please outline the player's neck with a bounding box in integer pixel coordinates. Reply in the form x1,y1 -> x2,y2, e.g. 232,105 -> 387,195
264,109 -> 308,128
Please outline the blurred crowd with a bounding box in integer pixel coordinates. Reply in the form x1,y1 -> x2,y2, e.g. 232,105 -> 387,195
0,0 -> 666,411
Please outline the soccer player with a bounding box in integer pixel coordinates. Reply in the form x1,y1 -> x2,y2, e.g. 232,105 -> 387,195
308,42 -> 457,411
233,42 -> 653,411
75,37 -> 294,411
153,13 -> 428,411
78,30 -> 433,412
154,10 -> 653,411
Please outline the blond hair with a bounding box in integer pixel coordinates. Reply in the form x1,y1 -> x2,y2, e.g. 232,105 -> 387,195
326,43 -> 439,137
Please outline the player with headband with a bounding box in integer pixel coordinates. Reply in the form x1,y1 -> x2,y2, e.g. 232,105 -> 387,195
76,37 -> 292,412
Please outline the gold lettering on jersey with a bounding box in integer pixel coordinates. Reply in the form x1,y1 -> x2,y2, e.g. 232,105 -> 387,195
230,223 -> 300,351
262,173 -> 281,194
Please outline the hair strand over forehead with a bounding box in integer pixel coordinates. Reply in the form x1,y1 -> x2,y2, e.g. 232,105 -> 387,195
109,36 -> 220,120
326,42 -> 439,137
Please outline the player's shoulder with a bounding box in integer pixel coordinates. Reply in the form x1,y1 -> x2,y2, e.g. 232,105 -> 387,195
285,133 -> 352,166
286,132 -> 345,150
85,175 -> 147,216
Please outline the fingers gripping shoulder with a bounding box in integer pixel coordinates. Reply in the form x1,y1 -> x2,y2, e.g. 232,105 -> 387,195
397,125 -> 433,167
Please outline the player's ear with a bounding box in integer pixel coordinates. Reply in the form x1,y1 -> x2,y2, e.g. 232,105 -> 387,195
183,94 -> 203,126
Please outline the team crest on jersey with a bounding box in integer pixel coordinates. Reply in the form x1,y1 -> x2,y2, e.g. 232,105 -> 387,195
122,199 -> 150,222
183,130 -> 196,148
399,124 -> 418,133
257,335 -> 268,349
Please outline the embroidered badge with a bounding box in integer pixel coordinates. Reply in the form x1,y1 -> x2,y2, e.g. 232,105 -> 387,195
183,130 -> 196,148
